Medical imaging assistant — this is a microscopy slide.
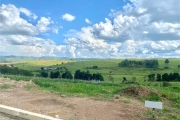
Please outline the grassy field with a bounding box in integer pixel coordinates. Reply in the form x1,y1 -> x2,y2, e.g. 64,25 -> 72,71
13,58 -> 180,83
13,59 -> 76,71
1,58 -> 180,119
1,74 -> 180,119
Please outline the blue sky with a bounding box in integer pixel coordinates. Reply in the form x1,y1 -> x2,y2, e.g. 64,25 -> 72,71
1,0 -> 124,45
0,0 -> 180,58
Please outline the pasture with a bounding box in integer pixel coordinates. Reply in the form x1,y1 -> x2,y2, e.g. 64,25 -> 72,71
13,58 -> 180,83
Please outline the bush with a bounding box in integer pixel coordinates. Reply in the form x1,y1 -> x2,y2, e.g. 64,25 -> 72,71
164,67 -> 169,69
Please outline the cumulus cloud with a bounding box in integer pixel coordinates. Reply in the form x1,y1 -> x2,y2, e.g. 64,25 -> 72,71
103,0 -> 180,42
52,27 -> 59,34
0,4 -> 57,36
62,13 -> 75,22
0,4 -> 38,36
19,7 -> 38,20
63,0 -> 180,58
1,1 -> 180,58
85,18 -> 92,24
37,17 -> 53,33
0,4 -> 60,56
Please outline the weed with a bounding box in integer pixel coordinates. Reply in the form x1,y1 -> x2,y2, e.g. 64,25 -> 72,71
24,85 -> 32,90
122,99 -> 131,103
68,117 -> 74,120
146,92 -> 161,101
0,84 -> 11,89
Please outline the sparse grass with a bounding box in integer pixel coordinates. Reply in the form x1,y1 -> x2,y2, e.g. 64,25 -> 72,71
24,84 -> 33,90
122,98 -> 131,103
32,78 -> 125,100
68,117 -> 74,120
0,84 -> 12,89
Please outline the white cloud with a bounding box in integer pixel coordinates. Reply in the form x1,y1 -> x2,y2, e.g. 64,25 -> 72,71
103,0 -> 180,42
0,4 -> 38,36
0,35 -> 58,56
62,0 -> 180,58
85,18 -> 92,24
36,17 -> 53,33
19,7 -> 38,20
52,27 -> 59,34
1,1 -> 180,58
0,4 -> 58,36
0,4 -> 61,57
62,13 -> 75,22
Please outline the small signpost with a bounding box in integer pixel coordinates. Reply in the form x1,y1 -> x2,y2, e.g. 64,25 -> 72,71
145,100 -> 163,119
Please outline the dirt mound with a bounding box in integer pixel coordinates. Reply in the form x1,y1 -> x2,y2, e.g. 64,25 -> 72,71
120,85 -> 160,98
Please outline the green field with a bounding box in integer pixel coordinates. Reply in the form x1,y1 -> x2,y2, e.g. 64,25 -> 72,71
1,74 -> 180,119
1,58 -> 180,119
13,58 -> 180,83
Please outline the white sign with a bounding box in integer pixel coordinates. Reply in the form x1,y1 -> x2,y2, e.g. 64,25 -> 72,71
145,100 -> 162,109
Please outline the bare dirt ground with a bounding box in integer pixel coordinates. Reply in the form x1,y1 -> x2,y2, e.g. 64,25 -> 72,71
0,78 -> 151,120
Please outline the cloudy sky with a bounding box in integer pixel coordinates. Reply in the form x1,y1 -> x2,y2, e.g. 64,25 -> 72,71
0,0 -> 180,58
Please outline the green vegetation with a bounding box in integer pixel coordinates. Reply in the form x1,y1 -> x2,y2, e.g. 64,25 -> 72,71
0,84 -> 12,89
0,65 -> 33,76
0,58 -> 180,119
119,59 -> 159,68
74,70 -> 104,81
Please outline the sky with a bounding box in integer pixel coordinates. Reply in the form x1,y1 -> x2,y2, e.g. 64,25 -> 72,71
0,0 -> 180,58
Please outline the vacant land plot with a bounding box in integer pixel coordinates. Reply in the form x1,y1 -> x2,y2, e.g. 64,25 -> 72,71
0,77 -> 150,120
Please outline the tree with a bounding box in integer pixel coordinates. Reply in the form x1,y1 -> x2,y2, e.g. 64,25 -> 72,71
119,59 -> 159,68
50,71 -> 60,79
122,77 -> 127,83
41,71 -> 48,78
178,65 -> 180,68
50,71 -> 54,78
62,71 -> 73,79
74,70 -> 81,79
165,59 -> 169,64
148,74 -> 155,81
41,67 -> 44,70
165,59 -> 169,68
162,73 -> 169,81
156,74 -> 161,81
172,73 -> 179,81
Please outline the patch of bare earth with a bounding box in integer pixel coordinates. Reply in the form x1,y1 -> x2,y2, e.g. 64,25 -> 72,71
120,85 -> 161,98
0,78 -> 151,120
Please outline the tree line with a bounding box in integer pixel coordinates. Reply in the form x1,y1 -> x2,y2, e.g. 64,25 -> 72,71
41,71 -> 73,79
41,69 -> 104,81
74,70 -> 104,81
148,73 -> 180,81
0,65 -> 33,76
119,59 -> 159,68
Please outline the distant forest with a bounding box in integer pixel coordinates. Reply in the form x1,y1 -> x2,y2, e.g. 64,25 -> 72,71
119,59 -> 159,68
148,73 -> 180,82
0,65 -> 33,76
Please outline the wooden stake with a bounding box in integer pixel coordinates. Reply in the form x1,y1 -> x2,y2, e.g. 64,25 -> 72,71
152,108 -> 155,119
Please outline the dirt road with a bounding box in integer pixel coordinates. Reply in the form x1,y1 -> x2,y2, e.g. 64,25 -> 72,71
0,78 -> 150,120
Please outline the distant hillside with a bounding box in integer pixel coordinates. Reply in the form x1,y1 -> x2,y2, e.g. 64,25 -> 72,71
0,56 -> 61,62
